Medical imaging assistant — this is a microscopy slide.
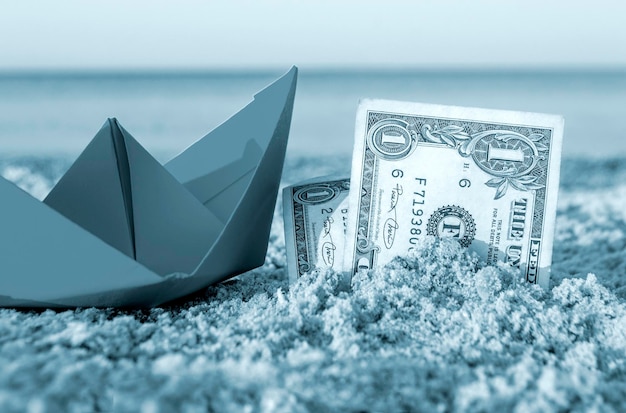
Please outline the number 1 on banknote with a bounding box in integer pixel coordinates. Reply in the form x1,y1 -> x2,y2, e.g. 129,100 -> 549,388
343,99 -> 564,288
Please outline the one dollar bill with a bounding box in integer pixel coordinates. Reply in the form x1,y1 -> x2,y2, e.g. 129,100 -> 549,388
344,99 -> 564,289
283,177 -> 350,283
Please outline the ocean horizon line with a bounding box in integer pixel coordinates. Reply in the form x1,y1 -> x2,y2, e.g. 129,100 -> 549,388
1,66 -> 625,80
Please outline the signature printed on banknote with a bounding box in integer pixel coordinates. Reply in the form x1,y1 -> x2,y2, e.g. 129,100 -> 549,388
343,99 -> 564,288
283,177 -> 350,283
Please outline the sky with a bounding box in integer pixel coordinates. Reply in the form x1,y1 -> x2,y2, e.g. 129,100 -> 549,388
1,0 -> 625,71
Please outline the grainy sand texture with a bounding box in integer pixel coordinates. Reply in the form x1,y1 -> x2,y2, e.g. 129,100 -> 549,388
0,156 -> 625,413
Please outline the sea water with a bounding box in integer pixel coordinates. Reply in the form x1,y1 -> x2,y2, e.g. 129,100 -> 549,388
0,70 -> 624,160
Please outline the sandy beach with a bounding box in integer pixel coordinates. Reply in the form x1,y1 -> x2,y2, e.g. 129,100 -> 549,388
0,155 -> 624,412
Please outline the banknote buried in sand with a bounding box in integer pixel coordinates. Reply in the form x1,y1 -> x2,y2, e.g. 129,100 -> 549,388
284,99 -> 564,289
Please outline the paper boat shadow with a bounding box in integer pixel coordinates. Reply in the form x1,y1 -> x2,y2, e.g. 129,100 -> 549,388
0,67 -> 298,308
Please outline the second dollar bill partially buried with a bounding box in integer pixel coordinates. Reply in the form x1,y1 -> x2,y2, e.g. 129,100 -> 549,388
344,99 -> 564,288
283,177 -> 350,284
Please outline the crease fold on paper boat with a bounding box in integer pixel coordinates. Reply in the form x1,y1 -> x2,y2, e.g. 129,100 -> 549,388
0,66 -> 298,308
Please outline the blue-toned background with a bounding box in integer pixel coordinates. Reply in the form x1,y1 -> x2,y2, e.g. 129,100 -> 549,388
1,70 -> 625,160
2,1 -> 626,412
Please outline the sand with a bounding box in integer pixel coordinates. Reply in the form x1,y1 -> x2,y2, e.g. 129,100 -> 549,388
0,156 -> 624,413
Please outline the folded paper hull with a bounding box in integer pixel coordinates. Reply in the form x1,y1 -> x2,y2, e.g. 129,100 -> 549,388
0,67 -> 298,308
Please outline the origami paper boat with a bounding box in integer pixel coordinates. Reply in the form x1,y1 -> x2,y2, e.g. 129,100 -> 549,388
0,67 -> 297,308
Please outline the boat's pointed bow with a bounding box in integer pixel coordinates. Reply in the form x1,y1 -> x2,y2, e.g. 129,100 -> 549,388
165,66 -> 298,187
254,66 -> 298,103
188,67 -> 299,283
